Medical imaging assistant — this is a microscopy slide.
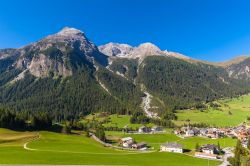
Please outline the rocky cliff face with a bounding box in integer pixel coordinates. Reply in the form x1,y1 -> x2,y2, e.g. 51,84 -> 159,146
0,49 -> 20,60
10,27 -> 108,78
226,57 -> 250,80
128,43 -> 165,60
99,42 -> 191,63
98,42 -> 165,59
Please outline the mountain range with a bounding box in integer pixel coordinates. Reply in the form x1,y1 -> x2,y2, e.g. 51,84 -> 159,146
1,27 -> 250,119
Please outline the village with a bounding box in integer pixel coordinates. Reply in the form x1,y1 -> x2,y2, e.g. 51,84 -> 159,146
174,124 -> 250,148
119,124 -> 250,160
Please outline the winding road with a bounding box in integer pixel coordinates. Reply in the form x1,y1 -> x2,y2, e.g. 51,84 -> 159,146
220,147 -> 234,166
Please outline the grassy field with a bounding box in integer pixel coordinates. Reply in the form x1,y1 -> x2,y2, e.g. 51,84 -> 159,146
174,94 -> 250,127
0,128 -> 221,166
83,113 -> 154,129
103,114 -> 154,129
0,128 -> 38,146
106,131 -> 237,150
2,95 -> 247,165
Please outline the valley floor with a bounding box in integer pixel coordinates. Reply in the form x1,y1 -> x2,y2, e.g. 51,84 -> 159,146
0,128 -> 220,166
2,91 -> 250,165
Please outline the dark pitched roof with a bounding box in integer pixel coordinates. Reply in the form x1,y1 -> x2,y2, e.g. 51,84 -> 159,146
201,144 -> 218,150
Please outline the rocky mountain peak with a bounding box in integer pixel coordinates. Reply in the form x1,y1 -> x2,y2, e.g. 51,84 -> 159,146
57,27 -> 84,36
137,42 -> 161,51
129,42 -> 165,60
98,42 -> 134,57
44,27 -> 88,43
99,42 -> 166,60
13,27 -> 108,78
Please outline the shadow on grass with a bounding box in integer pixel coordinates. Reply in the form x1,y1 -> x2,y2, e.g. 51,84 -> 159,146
106,139 -> 117,144
183,149 -> 192,153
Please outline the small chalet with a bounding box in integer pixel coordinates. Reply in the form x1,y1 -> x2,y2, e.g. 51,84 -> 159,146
121,137 -> 134,148
138,126 -> 151,133
195,144 -> 220,159
185,129 -> 195,137
132,142 -> 147,150
199,129 -> 208,136
201,144 -> 219,154
151,126 -> 162,133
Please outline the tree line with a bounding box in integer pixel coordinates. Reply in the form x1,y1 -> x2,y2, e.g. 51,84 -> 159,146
0,108 -> 52,130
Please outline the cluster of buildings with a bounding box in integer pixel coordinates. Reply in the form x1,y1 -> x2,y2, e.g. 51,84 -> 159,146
159,142 -> 222,159
120,137 -> 148,150
174,124 -> 250,149
175,125 -> 250,140
125,125 -> 164,134
229,125 -> 250,148
138,126 -> 163,134
174,126 -> 225,139
119,124 -> 250,160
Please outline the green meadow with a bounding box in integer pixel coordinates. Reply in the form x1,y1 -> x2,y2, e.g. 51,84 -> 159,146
84,114 -> 154,129
1,95 -> 248,165
106,131 -> 236,150
103,114 -> 154,128
0,128 -> 221,166
174,93 -> 250,127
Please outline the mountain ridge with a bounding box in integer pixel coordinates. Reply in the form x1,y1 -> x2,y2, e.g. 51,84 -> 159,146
1,27 -> 249,68
98,41 -> 250,67
1,27 -> 250,119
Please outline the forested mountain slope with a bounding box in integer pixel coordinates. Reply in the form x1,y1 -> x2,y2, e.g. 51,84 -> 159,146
0,27 -> 250,119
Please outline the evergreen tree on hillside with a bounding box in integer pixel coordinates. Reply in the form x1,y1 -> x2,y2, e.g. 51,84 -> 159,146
30,112 -> 52,130
195,143 -> 201,152
95,126 -> 106,142
234,140 -> 242,166
247,137 -> 250,150
0,108 -> 25,129
217,142 -> 221,151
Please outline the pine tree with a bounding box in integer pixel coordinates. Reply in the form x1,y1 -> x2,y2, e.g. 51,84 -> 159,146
195,143 -> 200,152
95,126 -> 106,142
247,137 -> 250,150
234,140 -> 242,166
217,141 -> 221,151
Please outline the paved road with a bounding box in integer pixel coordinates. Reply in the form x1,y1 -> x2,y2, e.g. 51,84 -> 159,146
220,147 -> 234,166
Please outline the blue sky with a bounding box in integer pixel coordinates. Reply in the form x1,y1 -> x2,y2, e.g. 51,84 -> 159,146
0,0 -> 250,62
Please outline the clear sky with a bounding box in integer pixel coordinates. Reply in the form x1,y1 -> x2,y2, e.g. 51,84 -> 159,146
0,0 -> 250,62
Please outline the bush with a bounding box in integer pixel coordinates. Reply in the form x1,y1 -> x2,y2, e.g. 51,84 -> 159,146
61,125 -> 71,134
95,126 -> 106,142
